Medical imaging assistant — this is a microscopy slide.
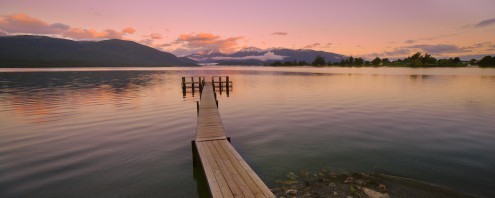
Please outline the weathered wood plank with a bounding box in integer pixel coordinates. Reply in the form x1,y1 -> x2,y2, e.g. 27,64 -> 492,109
212,140 -> 256,198
207,141 -> 244,198
200,141 -> 234,198
221,141 -> 275,198
196,142 -> 224,198
217,140 -> 265,197
194,82 -> 275,198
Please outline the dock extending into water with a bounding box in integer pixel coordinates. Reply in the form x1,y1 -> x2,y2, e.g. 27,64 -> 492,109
189,77 -> 275,198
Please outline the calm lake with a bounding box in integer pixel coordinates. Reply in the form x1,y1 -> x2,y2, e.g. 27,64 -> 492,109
1,66 -> 495,197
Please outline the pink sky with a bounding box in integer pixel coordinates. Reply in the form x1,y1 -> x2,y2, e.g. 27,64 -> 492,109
1,0 -> 494,58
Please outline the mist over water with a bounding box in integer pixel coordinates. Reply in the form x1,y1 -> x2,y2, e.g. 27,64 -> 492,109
1,66 -> 495,197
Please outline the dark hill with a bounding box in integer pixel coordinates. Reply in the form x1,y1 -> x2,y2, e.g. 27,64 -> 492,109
0,35 -> 196,67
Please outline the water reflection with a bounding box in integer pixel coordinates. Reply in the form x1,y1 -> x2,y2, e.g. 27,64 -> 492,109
0,71 -> 159,124
1,67 -> 495,197
409,74 -> 430,79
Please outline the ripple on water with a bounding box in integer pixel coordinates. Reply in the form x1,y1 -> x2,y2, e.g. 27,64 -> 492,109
1,68 -> 495,197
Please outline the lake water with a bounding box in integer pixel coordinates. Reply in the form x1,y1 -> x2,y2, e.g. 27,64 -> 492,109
1,66 -> 495,197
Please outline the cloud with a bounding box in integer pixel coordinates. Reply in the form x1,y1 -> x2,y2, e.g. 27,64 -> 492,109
138,33 -> 167,47
212,51 -> 286,61
139,39 -> 153,45
405,40 -> 415,44
0,13 -> 70,34
0,13 -> 135,39
367,48 -> 411,58
475,18 -> 495,28
138,33 -> 164,46
62,28 -> 134,39
461,42 -> 492,50
150,33 -> 162,40
170,47 -> 198,57
322,43 -> 333,48
404,34 -> 456,44
406,44 -> 469,54
271,32 -> 288,36
366,42 -> 494,59
303,42 -> 321,49
122,27 -> 136,34
174,32 -> 243,53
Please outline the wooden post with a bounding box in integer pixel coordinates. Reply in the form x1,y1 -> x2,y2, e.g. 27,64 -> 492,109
196,101 -> 199,114
182,77 -> 186,97
191,140 -> 198,167
226,76 -> 230,97
212,78 -> 215,91
191,77 -> 195,93
219,77 -> 223,93
214,92 -> 217,100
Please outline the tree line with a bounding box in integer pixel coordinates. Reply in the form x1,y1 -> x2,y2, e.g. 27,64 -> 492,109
270,53 -> 495,67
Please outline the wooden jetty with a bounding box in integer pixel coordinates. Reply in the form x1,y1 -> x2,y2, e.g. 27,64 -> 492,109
191,77 -> 275,198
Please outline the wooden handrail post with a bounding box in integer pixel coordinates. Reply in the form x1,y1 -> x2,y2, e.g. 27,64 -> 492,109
191,77 -> 195,93
182,77 -> 186,97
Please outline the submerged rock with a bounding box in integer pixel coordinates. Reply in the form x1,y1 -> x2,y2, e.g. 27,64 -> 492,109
271,169 -> 473,198
363,188 -> 390,198
344,176 -> 353,184
285,189 -> 298,195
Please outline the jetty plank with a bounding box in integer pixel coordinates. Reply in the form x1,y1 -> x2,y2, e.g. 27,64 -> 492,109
194,82 -> 275,198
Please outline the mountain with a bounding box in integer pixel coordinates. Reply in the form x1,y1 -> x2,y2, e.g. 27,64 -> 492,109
187,47 -> 346,65
187,49 -> 227,62
0,35 -> 197,67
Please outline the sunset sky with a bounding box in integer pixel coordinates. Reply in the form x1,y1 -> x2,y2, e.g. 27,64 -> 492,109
1,0 -> 494,59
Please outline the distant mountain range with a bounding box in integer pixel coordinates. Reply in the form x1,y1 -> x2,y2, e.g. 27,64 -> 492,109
187,47 -> 346,65
0,35 -> 348,67
0,35 -> 197,67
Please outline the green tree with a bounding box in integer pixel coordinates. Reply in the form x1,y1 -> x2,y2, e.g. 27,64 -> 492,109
469,59 -> 477,65
312,55 -> 326,66
354,57 -> 364,66
348,56 -> 354,65
382,58 -> 391,65
478,56 -> 494,67
408,52 -> 424,67
372,57 -> 381,66
453,57 -> 461,64
272,61 -> 282,66
421,54 -> 436,66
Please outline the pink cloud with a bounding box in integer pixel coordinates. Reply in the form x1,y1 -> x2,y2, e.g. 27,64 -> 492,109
150,33 -> 162,40
0,13 -> 135,39
303,42 -> 321,49
0,13 -> 69,34
122,27 -> 136,34
138,33 -> 164,47
271,32 -> 288,36
175,32 -> 243,53
62,28 -> 130,39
